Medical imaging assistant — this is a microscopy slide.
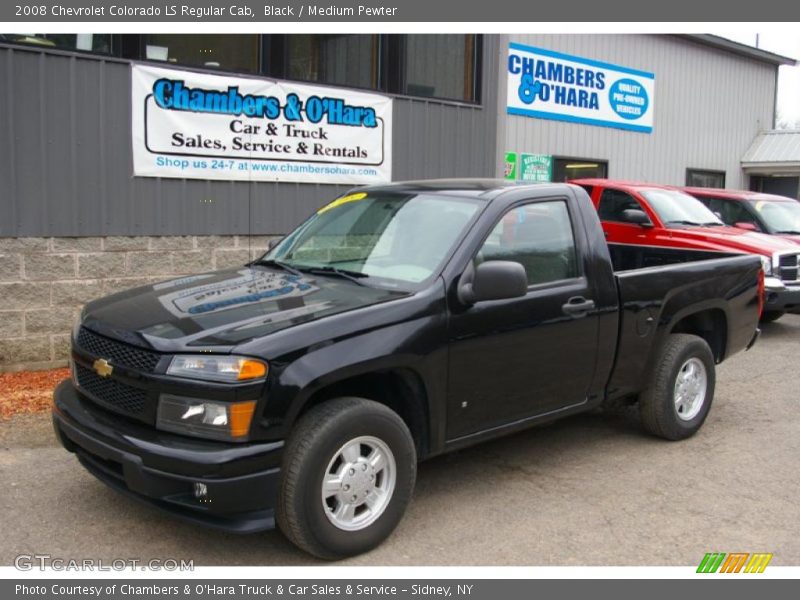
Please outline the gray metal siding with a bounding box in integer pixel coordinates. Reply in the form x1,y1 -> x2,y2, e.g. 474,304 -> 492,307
0,35 -> 499,237
500,34 -> 777,188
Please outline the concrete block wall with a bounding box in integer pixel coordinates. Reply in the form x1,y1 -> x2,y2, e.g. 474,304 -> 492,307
0,235 -> 278,372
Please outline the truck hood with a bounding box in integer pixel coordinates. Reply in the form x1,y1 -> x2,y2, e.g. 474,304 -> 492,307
81,266 -> 409,352
671,226 -> 799,255
776,233 -> 800,245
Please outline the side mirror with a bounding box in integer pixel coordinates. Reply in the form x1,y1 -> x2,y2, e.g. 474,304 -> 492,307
621,208 -> 653,227
458,261 -> 528,305
734,222 -> 758,232
268,238 -> 281,250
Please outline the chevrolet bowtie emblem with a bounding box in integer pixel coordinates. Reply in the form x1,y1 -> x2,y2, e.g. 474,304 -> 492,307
93,358 -> 113,378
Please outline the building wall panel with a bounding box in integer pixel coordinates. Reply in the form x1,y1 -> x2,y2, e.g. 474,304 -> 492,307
0,35 -> 499,237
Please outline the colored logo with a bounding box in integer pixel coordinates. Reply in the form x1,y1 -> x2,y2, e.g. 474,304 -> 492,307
504,152 -> 518,180
696,552 -> 773,573
609,78 -> 649,120
518,74 -> 544,104
92,358 -> 114,378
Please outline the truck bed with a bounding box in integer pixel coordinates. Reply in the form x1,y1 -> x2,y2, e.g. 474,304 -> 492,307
604,243 -> 762,401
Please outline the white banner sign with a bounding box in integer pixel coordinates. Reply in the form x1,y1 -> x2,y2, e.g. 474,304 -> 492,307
507,43 -> 655,133
132,64 -> 393,184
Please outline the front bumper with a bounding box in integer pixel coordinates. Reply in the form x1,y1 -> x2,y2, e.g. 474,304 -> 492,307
764,281 -> 800,313
52,379 -> 283,533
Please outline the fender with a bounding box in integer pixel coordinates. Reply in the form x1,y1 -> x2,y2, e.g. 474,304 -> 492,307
275,318 -> 446,431
245,287 -> 451,453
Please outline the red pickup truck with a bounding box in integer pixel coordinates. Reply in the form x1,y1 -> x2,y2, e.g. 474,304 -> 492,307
571,179 -> 800,322
681,187 -> 800,245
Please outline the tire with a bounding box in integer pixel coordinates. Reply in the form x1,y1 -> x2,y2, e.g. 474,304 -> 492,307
639,334 -> 716,441
760,310 -> 785,323
276,397 -> 417,559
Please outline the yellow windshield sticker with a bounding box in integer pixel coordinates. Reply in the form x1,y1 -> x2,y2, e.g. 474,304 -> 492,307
318,192 -> 368,214
754,200 -> 765,212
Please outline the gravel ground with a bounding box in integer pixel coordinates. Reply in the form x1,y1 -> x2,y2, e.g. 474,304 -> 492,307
1,315 -> 798,566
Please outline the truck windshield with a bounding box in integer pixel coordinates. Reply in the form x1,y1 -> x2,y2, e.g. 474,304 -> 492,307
641,189 -> 725,228
261,191 -> 482,289
748,199 -> 800,234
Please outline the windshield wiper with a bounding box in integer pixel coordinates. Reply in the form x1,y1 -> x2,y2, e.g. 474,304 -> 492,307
700,221 -> 725,227
666,219 -> 702,226
775,230 -> 800,235
296,265 -> 369,286
249,258 -> 302,276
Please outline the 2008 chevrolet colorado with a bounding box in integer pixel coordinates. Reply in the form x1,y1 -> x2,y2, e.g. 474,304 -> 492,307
53,180 -> 762,559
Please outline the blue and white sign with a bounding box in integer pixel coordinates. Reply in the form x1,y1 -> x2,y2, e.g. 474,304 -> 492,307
507,43 -> 655,133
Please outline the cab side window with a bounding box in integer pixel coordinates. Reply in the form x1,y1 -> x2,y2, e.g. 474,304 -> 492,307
477,201 -> 578,286
598,189 -> 644,223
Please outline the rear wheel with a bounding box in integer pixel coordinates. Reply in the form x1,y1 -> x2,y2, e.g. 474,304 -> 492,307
639,334 -> 716,441
277,397 -> 416,559
760,310 -> 785,323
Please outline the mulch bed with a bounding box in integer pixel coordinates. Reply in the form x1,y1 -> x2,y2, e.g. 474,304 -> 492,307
0,368 -> 70,421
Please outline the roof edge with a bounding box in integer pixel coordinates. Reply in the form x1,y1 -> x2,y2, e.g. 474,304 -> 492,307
680,34 -> 797,66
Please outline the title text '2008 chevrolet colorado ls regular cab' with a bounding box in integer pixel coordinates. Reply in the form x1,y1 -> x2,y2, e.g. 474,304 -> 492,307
53,180 -> 762,558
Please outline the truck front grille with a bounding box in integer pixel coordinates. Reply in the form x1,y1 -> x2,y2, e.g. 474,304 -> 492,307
778,253 -> 799,283
75,364 -> 147,415
76,327 -> 161,372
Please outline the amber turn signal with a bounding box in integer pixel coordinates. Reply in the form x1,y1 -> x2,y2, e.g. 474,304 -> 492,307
237,359 -> 268,380
229,400 -> 257,438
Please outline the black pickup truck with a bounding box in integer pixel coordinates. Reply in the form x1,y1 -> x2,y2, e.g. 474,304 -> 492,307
53,180 -> 762,559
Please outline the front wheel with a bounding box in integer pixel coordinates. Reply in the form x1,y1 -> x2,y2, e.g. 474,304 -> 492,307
639,334 -> 716,441
276,397 -> 416,559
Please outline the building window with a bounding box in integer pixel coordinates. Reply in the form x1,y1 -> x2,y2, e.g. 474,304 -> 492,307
285,34 -> 379,90
552,158 -> 608,182
686,169 -> 725,188
0,33 -> 113,54
402,35 -> 478,102
1,33 -> 484,104
142,34 -> 259,73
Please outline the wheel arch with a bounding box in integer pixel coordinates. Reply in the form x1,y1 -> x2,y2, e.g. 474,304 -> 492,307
294,368 -> 432,459
668,307 -> 728,363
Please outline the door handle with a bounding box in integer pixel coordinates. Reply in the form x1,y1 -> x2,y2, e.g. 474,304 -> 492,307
562,296 -> 596,318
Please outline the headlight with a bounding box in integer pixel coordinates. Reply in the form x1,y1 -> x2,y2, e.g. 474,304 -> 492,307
760,255 -> 773,276
167,355 -> 268,383
157,395 -> 257,441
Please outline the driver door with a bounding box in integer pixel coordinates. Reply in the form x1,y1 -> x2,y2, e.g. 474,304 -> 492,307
445,198 -> 600,440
